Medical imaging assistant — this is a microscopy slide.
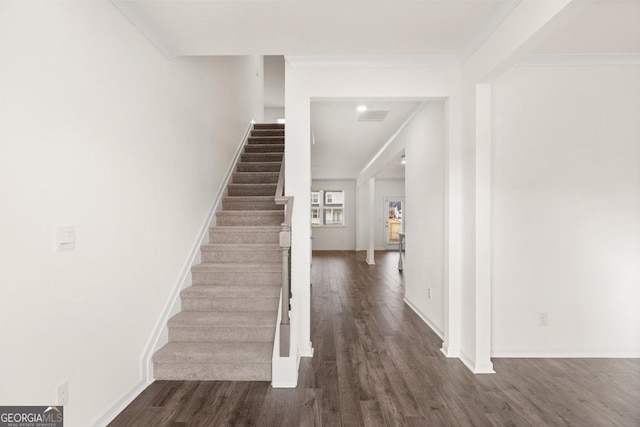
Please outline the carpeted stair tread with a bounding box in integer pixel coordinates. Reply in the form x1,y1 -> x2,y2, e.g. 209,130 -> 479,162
168,311 -> 277,327
253,123 -> 284,130
222,196 -> 282,211
232,172 -> 280,183
251,129 -> 284,137
227,183 -> 277,196
201,243 -> 281,263
247,137 -> 284,144
215,210 -> 284,226
217,210 -> 284,216
202,243 -> 281,251
244,144 -> 284,153
180,286 -> 280,312
240,153 -> 283,162
192,262 -> 282,273
208,226 -> 280,244
181,285 -> 281,299
236,162 -> 281,172
209,225 -> 281,232
153,342 -> 272,364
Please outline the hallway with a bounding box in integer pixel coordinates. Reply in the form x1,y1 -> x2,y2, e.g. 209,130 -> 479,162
110,251 -> 640,426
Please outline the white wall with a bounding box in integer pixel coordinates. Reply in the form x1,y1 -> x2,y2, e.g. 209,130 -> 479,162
402,103 -> 446,337
491,65 -> 640,356
311,180 -> 356,250
264,107 -> 285,123
264,55 -> 285,122
0,2 -> 263,426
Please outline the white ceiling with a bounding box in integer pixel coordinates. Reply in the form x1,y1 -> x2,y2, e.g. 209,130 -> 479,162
130,0 -> 510,57
116,0 -> 640,181
311,101 -> 418,180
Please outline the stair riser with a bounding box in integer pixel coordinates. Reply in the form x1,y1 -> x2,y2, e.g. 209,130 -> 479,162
222,199 -> 282,211
216,214 -> 284,226
209,231 -> 279,244
153,363 -> 271,381
237,162 -> 281,172
202,250 -> 282,264
253,124 -> 284,130
182,297 -> 280,312
251,130 -> 284,137
227,185 -> 277,196
192,271 -> 282,286
247,137 -> 284,145
232,173 -> 279,184
244,145 -> 284,153
241,153 -> 283,163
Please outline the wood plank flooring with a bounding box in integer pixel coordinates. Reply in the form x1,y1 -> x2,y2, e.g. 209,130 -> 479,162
109,250 -> 640,426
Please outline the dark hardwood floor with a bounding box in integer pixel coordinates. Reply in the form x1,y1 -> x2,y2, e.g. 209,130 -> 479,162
109,250 -> 640,426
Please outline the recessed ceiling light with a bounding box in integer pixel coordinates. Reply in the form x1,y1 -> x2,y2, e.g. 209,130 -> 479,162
356,105 -> 368,112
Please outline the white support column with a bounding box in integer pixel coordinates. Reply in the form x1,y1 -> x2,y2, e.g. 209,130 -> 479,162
474,83 -> 494,373
366,177 -> 375,265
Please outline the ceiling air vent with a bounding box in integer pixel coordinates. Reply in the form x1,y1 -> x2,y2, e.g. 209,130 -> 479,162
358,110 -> 388,122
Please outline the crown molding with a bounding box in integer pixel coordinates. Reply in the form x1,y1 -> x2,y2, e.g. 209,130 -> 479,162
286,55 -> 460,69
518,53 -> 640,66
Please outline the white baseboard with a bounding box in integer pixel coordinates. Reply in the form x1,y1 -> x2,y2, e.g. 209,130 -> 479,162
90,379 -> 150,427
440,343 -> 460,358
492,348 -> 640,358
140,121 -> 254,382
403,297 -> 444,340
459,351 -> 495,374
299,342 -> 314,358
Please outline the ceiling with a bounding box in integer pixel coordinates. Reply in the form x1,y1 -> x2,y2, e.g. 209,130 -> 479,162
128,0 -> 511,58
311,100 -> 418,180
115,0 -> 640,181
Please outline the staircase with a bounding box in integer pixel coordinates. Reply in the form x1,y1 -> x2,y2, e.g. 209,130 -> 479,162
152,123 -> 285,381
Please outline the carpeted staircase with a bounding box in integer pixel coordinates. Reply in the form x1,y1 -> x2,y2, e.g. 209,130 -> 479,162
152,123 -> 285,381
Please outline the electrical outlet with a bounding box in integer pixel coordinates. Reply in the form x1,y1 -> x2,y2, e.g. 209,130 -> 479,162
427,288 -> 432,299
538,312 -> 548,327
58,381 -> 69,406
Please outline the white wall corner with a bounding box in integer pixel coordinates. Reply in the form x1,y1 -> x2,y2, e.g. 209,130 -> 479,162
90,380 -> 150,427
440,343 -> 460,358
403,297 -> 444,340
109,1 -> 177,60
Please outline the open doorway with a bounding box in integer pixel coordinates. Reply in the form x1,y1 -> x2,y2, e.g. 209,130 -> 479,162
384,197 -> 404,250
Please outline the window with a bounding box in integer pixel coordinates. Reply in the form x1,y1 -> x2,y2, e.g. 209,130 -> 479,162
311,208 -> 321,225
311,191 -> 321,206
311,189 -> 345,226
